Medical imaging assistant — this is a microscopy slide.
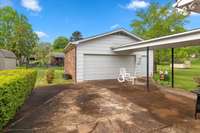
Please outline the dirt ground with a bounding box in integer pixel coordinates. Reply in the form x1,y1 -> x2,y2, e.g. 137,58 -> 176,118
4,80 -> 200,133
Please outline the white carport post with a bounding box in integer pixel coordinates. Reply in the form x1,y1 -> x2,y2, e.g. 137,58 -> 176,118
171,48 -> 175,88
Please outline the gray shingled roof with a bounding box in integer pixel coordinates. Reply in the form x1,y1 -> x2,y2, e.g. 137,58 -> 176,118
51,52 -> 64,58
0,49 -> 16,58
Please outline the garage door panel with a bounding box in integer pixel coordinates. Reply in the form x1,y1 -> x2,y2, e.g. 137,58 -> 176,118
83,54 -> 135,80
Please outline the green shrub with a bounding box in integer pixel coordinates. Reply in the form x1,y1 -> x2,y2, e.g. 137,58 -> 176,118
46,69 -> 55,84
194,76 -> 200,87
0,69 -> 37,129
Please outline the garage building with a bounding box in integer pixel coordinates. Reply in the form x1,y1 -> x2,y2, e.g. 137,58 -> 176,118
64,29 -> 154,82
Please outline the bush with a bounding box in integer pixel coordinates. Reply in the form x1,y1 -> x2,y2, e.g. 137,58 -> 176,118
63,73 -> 72,80
0,69 -> 37,129
46,69 -> 55,84
194,76 -> 200,87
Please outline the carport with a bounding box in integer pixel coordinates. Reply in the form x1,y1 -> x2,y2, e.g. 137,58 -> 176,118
112,28 -> 200,91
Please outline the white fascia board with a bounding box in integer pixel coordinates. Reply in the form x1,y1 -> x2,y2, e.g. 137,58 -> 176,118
175,0 -> 194,7
113,28 -> 200,51
69,29 -> 143,46
64,42 -> 77,51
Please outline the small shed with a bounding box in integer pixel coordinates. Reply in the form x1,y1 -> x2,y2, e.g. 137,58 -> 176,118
0,49 -> 17,70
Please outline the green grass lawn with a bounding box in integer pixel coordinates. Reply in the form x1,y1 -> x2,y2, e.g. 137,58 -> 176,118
154,59 -> 200,91
34,67 -> 72,87
18,66 -> 72,87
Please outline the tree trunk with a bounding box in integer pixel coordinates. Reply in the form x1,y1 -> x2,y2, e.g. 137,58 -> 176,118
18,57 -> 22,66
26,57 -> 30,68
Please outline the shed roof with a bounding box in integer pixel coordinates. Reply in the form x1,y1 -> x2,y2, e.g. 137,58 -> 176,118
0,49 -> 16,58
51,52 -> 65,58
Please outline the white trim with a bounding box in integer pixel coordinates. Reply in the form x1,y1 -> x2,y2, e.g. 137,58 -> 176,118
174,0 -> 200,13
64,28 -> 143,51
113,28 -> 200,51
174,0 -> 194,8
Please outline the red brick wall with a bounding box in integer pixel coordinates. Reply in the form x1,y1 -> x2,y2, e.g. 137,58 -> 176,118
64,47 -> 76,81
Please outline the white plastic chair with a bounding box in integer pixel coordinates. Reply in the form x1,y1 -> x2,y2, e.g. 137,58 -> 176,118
117,68 -> 126,83
125,72 -> 136,85
117,68 -> 136,85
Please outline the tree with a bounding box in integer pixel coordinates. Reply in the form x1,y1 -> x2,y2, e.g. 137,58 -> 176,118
0,6 -> 39,65
33,42 -> 52,66
53,36 -> 68,50
70,31 -> 83,42
130,3 -> 188,72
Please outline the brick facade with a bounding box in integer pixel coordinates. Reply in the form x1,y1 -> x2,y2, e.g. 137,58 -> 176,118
64,46 -> 76,81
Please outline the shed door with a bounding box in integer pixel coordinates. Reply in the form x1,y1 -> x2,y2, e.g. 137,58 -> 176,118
83,54 -> 135,80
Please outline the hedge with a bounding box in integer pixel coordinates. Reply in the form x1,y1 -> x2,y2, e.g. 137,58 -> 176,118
0,69 -> 37,129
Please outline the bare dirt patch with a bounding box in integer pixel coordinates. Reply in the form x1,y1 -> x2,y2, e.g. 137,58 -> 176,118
5,80 -> 200,133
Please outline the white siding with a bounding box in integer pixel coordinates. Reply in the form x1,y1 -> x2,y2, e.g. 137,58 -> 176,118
77,34 -> 135,55
134,51 -> 154,77
76,34 -> 153,82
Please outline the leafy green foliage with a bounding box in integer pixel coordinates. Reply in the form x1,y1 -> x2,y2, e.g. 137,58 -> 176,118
193,76 -> 200,87
34,67 -> 72,87
131,3 -> 191,66
0,6 -> 39,65
53,36 -> 68,50
46,69 -> 55,84
131,3 -> 187,39
70,31 -> 83,42
33,42 -> 52,66
0,69 -> 37,129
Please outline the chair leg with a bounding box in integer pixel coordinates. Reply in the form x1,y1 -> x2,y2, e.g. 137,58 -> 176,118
132,78 -> 135,85
195,112 -> 197,120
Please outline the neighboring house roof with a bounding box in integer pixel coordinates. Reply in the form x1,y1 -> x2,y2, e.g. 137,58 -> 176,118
112,28 -> 200,52
51,52 -> 65,58
0,49 -> 16,58
64,28 -> 143,51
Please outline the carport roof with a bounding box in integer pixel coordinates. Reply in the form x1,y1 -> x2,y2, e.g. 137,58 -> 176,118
112,28 -> 200,52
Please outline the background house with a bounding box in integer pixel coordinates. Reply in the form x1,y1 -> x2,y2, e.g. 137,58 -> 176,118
64,29 -> 154,82
50,52 -> 65,66
0,49 -> 16,70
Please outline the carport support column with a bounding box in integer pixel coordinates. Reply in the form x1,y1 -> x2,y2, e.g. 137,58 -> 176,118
147,47 -> 150,91
171,48 -> 174,88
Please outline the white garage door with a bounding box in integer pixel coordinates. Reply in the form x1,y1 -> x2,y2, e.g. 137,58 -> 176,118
83,54 -> 135,80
